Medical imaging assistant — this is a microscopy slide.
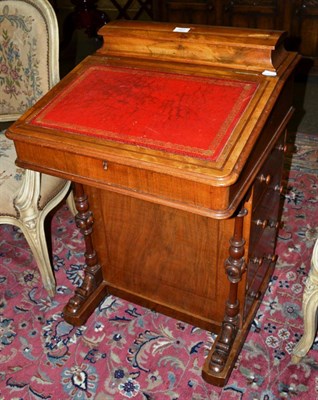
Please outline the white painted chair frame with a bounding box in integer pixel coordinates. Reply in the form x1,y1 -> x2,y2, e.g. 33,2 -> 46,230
292,238 -> 318,362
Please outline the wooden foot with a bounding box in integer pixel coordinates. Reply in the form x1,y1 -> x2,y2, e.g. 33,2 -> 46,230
203,326 -> 245,386
63,183 -> 106,326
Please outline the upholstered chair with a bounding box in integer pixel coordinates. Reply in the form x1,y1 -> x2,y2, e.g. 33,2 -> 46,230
0,0 -> 74,296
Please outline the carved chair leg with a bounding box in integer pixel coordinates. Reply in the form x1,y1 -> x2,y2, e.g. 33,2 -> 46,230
292,239 -> 318,363
12,171 -> 71,297
292,288 -> 318,362
23,220 -> 56,297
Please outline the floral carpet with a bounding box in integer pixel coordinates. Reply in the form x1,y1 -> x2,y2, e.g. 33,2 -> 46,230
0,132 -> 318,400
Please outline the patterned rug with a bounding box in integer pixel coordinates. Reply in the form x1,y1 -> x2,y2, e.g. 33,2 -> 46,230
0,132 -> 318,400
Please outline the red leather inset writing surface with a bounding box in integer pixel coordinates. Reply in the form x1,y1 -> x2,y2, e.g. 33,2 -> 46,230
30,66 -> 258,161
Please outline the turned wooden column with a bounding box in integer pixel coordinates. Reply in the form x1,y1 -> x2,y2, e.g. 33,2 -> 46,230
205,206 -> 247,380
63,183 -> 104,325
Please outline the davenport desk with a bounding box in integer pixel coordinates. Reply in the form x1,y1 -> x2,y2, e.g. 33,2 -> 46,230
7,21 -> 300,386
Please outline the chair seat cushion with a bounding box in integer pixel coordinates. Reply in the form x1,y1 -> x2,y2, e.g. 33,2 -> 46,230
0,131 -> 68,217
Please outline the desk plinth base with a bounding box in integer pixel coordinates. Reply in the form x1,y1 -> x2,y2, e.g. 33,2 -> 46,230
62,278 -> 268,387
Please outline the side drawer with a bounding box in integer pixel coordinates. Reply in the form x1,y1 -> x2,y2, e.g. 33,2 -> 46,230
252,134 -> 286,209
249,187 -> 282,254
244,205 -> 280,319
244,228 -> 279,319
244,258 -> 272,320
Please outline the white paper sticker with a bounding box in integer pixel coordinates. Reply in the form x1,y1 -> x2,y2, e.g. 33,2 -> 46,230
173,27 -> 191,33
262,70 -> 277,77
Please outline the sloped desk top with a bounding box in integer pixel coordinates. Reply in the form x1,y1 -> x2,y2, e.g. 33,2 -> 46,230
7,21 -> 300,386
30,65 -> 258,163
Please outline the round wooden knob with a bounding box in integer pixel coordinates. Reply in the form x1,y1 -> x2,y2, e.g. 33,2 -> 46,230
258,174 -> 271,185
276,144 -> 287,153
254,219 -> 268,229
250,256 -> 263,266
274,184 -> 284,193
269,220 -> 280,229
266,254 -> 278,263
249,290 -> 261,299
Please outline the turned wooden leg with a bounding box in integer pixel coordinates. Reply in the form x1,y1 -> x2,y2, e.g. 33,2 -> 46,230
292,238 -> 318,363
203,207 -> 247,385
63,183 -> 106,326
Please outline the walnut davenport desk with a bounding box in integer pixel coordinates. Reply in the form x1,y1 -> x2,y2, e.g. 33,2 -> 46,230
7,21 -> 300,386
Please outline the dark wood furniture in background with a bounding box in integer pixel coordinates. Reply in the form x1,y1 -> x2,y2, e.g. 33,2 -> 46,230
50,1 -> 318,61
54,0 -> 153,46
60,0 -> 109,50
7,21 -> 300,386
153,0 -> 318,59
108,0 -> 153,20
52,0 -> 154,74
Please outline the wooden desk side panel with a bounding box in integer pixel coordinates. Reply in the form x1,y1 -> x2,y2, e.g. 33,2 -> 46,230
85,186 -> 236,331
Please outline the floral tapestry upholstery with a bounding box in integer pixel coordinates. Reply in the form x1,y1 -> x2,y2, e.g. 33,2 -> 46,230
0,1 -> 51,120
